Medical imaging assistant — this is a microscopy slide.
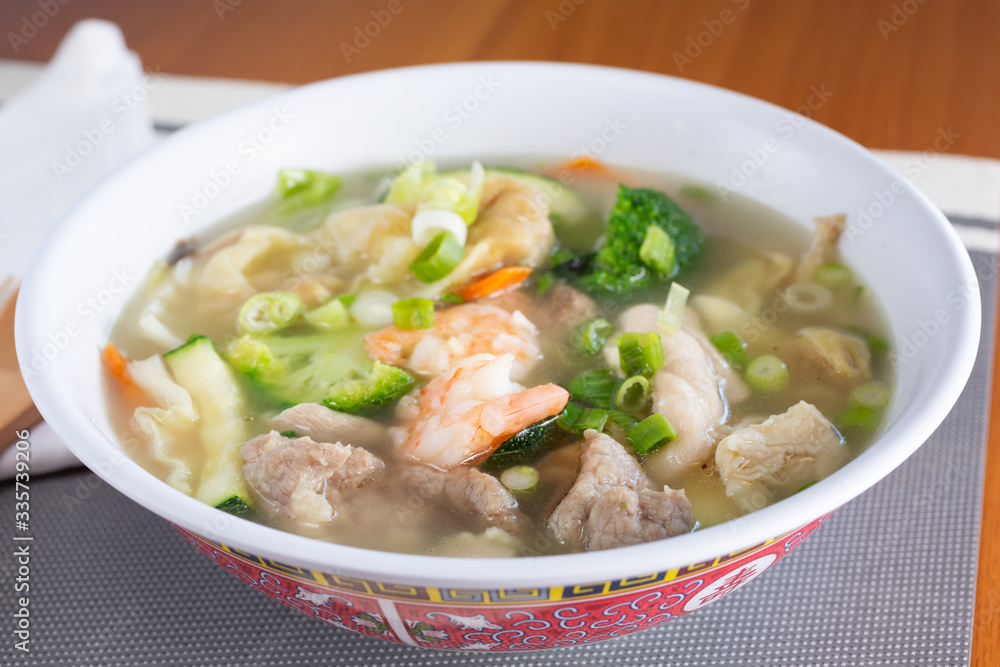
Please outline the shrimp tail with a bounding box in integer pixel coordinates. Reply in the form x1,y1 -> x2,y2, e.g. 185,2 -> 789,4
464,384 -> 570,466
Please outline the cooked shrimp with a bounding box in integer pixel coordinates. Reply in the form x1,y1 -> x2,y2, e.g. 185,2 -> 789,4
392,353 -> 569,470
364,303 -> 542,381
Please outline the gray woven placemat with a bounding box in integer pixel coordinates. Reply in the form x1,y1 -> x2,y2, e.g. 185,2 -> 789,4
1,214 -> 993,667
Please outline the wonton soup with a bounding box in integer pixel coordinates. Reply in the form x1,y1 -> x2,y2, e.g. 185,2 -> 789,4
104,159 -> 892,557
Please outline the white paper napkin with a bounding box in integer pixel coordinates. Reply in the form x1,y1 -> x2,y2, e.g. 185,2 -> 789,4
1,19 -> 154,478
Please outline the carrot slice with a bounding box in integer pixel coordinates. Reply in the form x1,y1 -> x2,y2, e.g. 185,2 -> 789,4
459,267 -> 533,301
547,156 -> 629,182
103,343 -> 131,383
565,156 -> 610,173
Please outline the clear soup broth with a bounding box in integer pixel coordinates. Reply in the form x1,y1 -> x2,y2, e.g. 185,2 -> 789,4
105,158 -> 892,557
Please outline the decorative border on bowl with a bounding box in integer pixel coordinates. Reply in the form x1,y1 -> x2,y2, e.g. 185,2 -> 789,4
176,515 -> 823,606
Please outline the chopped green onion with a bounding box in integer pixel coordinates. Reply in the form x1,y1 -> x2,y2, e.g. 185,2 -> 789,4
782,282 -> 832,312
868,335 -> 889,354
639,224 -> 677,275
385,160 -> 434,204
557,403 -> 585,432
276,169 -> 342,213
409,231 -> 464,283
709,331 -> 750,367
238,292 -> 304,335
836,405 -> 879,430
424,161 -> 485,224
338,295 -> 357,308
657,282 -> 690,333
628,413 -> 677,455
279,430 -> 298,438
574,318 -> 613,355
438,293 -> 464,304
575,408 -> 609,432
615,375 -> 650,412
350,290 -> 396,328
500,465 -> 540,492
303,297 -> 351,331
849,326 -> 889,356
386,160 -> 486,224
814,262 -> 852,287
617,332 -> 665,378
410,207 -> 468,247
745,355 -> 788,393
392,298 -> 435,330
796,481 -> 817,493
851,285 -> 865,304
568,369 -> 619,406
850,382 -> 890,409
608,410 -> 640,433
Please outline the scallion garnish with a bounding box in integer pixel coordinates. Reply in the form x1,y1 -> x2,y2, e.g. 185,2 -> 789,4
617,332 -> 665,378
849,326 -> 889,355
409,231 -> 464,283
639,224 -> 676,275
850,382 -> 890,409
745,354 -> 789,393
303,297 -> 351,331
657,282 -> 690,333
627,413 -> 677,455
238,291 -> 305,335
574,318 -> 613,355
556,403 -> 608,434
814,262 -> 852,287
500,465 -> 539,492
709,330 -> 750,367
276,168 -> 342,213
615,375 -> 650,412
410,208 -> 468,247
392,298 -> 435,330
575,408 -> 609,432
836,405 -> 879,430
608,410 -> 640,433
568,369 -> 618,406
557,403 -> 585,432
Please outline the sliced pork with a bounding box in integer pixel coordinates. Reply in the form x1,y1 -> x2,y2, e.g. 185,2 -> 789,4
243,431 -> 384,526
549,430 -> 693,551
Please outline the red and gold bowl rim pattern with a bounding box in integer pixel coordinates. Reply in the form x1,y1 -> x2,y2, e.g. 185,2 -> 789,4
177,514 -> 828,651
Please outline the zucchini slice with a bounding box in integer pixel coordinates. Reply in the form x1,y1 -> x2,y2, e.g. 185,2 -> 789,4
165,336 -> 252,511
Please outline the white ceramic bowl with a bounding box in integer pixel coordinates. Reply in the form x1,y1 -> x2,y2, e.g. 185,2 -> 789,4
17,63 -> 979,650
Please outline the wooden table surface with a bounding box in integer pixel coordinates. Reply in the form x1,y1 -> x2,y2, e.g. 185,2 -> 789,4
2,0 -> 998,662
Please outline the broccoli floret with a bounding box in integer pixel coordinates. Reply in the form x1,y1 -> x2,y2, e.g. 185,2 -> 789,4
224,331 -> 414,413
224,336 -> 287,383
578,185 -> 704,298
